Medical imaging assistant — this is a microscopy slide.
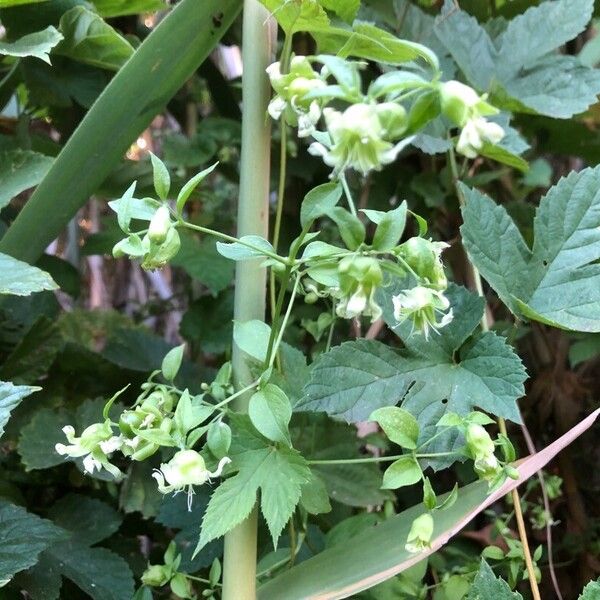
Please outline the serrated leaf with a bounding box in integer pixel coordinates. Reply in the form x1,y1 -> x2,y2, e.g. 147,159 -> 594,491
197,415 -> 310,551
466,560 -> 522,599
56,6 -> 135,71
300,285 -> 525,461
461,167 -> 600,331
48,495 -> 122,546
579,578 -> 600,599
119,460 -> 163,518
435,0 -> 600,119
0,26 -> 62,63
0,381 -> 40,439
0,150 -> 54,209
0,501 -> 67,583
248,384 -> 292,446
0,253 -> 58,296
48,542 -> 135,600
260,0 -> 329,35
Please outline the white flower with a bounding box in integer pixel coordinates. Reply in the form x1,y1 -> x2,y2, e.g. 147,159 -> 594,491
392,286 -> 453,339
314,104 -> 403,176
152,449 -> 231,510
55,422 -> 122,479
456,117 -> 505,158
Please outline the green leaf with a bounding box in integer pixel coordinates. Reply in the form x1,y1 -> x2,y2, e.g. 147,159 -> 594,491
299,473 -> 331,515
47,543 -> 135,600
248,384 -> 292,446
466,560 -> 522,599
382,456 -> 422,490
435,0 -> 600,119
55,6 -> 134,71
367,203 -> 407,251
161,344 -> 184,381
119,461 -> 163,518
579,578 -> 600,599
0,150 -> 54,210
176,162 -> 218,215
0,253 -> 58,296
197,415 -> 310,551
330,207 -> 365,250
91,0 -> 167,18
300,182 -> 342,229
495,0 -> 593,77
207,421 -> 232,459
479,143 -> 528,173
0,381 -> 40,439
0,501 -> 67,583
319,0 -> 359,23
149,152 -> 170,200
300,285 -> 525,459
216,235 -> 276,261
369,406 -> 419,450
0,25 -> 62,63
48,495 -> 122,546
0,0 -> 49,5
315,22 -> 439,69
233,319 -> 271,363
0,0 -> 241,264
257,407 -> 600,599
461,167 -> 600,331
260,0 -> 330,35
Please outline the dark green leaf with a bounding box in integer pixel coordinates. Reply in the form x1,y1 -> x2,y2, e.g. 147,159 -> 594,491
0,150 -> 53,208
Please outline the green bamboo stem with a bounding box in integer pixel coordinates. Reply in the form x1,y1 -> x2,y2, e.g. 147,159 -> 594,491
221,2 -> 275,599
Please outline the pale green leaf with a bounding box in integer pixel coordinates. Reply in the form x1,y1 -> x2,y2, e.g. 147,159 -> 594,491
0,150 -> 54,209
300,182 -> 342,229
216,235 -> 275,261
248,384 -> 292,446
579,578 -> 600,599
382,456 -> 422,490
0,381 -> 40,439
260,0 -> 329,35
461,167 -> 600,331
150,152 -> 170,200
233,319 -> 271,363
466,560 -> 522,599
319,0 -> 358,23
56,6 -> 135,71
0,253 -> 58,296
0,26 -> 62,63
369,406 -> 419,450
176,162 -> 218,215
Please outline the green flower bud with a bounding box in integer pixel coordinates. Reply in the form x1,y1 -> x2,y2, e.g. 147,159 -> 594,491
405,513 -> 434,554
397,237 -> 449,290
440,80 -> 480,126
304,291 -> 319,304
141,227 -> 181,270
118,410 -> 144,438
131,441 -> 159,461
465,423 -> 495,457
148,205 -> 172,244
376,102 -> 408,138
141,564 -> 170,587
